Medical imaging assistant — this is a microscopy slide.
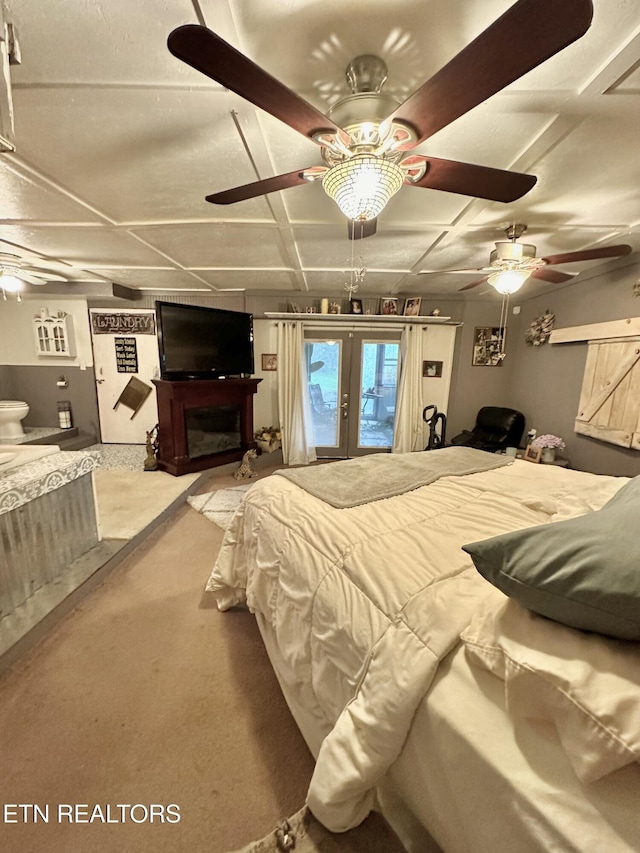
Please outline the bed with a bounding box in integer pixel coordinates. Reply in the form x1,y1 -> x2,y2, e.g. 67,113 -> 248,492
206,447 -> 640,852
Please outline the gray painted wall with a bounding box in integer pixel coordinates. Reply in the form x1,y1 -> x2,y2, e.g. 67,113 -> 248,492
445,300 -> 514,442
505,258 -> 640,477
2,365 -> 100,439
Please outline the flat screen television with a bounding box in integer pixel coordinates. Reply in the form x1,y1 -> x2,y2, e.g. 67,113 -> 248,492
155,301 -> 254,380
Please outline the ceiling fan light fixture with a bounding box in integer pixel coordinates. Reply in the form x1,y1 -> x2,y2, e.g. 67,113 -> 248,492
322,155 -> 404,221
488,269 -> 530,294
0,270 -> 25,293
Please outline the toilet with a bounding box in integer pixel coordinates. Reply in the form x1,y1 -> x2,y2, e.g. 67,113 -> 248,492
0,401 -> 30,439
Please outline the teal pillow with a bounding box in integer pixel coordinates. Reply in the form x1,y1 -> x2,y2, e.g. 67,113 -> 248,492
462,476 -> 640,641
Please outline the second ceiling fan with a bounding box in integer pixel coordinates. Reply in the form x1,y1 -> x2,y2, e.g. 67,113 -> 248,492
418,225 -> 632,294
168,0 -> 594,237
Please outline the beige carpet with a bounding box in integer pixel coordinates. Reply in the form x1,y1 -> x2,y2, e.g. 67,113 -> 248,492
94,467 -> 202,539
0,473 -> 316,852
0,464 -> 408,852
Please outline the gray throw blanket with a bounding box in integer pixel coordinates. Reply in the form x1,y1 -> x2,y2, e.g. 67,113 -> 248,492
275,446 -> 511,508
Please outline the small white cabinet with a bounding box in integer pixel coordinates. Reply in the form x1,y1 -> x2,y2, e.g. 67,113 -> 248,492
33,307 -> 75,357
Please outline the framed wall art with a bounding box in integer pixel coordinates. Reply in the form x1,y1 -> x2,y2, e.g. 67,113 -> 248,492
380,297 -> 399,316
261,353 -> 278,371
472,326 -> 505,366
422,360 -> 443,378
404,297 -> 421,316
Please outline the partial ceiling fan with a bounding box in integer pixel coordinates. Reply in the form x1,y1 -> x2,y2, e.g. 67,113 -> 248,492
418,225 -> 633,294
168,0 -> 594,239
0,251 -> 70,300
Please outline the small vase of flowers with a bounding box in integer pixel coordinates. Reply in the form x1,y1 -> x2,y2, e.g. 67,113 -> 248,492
254,425 -> 282,453
532,433 -> 565,463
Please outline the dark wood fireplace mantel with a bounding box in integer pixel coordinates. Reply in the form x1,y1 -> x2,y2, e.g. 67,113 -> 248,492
153,378 -> 262,476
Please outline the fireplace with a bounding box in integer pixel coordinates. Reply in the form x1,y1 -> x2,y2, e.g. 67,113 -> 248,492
186,404 -> 241,459
153,378 -> 262,475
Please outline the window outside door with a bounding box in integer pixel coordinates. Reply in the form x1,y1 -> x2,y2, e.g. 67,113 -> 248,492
304,330 -> 400,458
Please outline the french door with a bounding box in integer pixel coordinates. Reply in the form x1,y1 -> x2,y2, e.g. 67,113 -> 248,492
304,330 -> 401,458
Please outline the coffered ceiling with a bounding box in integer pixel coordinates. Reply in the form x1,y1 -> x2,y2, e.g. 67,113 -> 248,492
1,0 -> 639,302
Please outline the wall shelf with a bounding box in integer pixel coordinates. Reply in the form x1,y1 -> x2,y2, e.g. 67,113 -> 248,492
264,312 -> 457,325
33,308 -> 75,357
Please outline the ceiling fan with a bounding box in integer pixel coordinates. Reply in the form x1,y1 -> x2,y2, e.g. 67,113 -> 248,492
0,251 -> 70,300
417,225 -> 633,294
168,0 -> 594,239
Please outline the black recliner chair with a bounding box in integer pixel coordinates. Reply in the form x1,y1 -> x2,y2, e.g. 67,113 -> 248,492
450,406 -> 525,454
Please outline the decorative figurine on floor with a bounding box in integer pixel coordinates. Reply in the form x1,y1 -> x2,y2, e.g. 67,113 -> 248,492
143,424 -> 160,471
234,448 -> 258,480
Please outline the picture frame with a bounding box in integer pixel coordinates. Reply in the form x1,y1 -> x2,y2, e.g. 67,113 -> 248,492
261,353 -> 278,371
422,360 -> 443,378
472,326 -> 505,366
523,443 -> 542,463
380,297 -> 399,316
349,298 -> 363,315
404,297 -> 422,317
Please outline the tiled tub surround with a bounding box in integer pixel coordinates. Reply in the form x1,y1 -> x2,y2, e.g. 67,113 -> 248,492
0,449 -> 100,515
0,450 -> 102,658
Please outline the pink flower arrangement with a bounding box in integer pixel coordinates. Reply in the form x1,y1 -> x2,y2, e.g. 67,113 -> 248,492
532,433 -> 565,451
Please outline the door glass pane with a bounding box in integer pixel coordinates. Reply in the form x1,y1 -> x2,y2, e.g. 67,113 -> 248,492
359,341 -> 399,447
305,340 -> 340,447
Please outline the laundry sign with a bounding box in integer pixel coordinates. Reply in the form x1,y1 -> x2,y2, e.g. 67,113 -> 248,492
91,312 -> 156,335
114,337 -> 138,373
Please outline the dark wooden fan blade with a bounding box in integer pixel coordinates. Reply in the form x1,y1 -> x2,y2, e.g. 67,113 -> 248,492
531,268 -> 575,284
168,25 -> 340,141
459,275 -> 490,291
348,218 -> 377,240
540,244 -> 632,266
408,156 -> 536,203
206,168 -> 314,204
389,0 -> 593,147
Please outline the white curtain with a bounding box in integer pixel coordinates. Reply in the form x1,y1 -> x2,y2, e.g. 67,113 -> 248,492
392,324 -> 424,453
277,322 -> 317,466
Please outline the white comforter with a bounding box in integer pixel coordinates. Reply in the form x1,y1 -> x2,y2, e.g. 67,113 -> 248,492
206,456 -> 624,831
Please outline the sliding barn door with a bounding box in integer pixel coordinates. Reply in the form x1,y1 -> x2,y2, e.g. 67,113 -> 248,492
575,337 -> 640,450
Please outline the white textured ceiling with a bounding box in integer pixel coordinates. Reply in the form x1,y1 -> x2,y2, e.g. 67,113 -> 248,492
0,0 -> 639,301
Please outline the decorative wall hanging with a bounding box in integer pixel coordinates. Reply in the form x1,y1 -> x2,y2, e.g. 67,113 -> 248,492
525,310 -> 555,346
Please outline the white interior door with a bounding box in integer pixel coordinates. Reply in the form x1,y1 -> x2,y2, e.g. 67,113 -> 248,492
90,309 -> 160,444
